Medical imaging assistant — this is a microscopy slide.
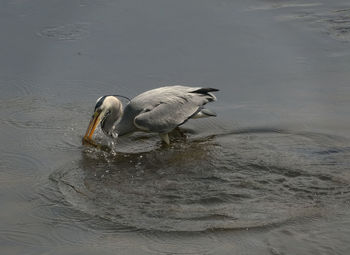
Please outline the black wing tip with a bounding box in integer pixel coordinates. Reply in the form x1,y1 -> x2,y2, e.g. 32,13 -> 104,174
191,87 -> 220,94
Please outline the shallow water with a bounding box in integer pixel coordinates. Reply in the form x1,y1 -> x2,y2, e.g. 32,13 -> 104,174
50,129 -> 350,233
1,0 -> 350,254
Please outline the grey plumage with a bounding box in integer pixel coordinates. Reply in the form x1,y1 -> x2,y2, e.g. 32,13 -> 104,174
84,85 -> 219,145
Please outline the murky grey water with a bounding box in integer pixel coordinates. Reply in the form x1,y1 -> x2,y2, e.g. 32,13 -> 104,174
1,0 -> 350,254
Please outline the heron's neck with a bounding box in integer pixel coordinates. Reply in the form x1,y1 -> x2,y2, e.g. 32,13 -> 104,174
101,105 -> 124,137
114,109 -> 137,136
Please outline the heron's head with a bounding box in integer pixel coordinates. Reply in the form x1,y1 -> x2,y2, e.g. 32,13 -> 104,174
83,96 -> 123,140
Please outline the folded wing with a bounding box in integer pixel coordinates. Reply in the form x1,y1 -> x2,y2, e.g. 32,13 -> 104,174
133,87 -> 218,133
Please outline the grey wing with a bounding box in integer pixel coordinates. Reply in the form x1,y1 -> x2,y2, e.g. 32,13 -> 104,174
133,102 -> 198,133
133,87 -> 218,133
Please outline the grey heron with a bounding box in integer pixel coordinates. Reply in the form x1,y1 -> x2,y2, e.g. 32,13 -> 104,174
83,85 -> 219,145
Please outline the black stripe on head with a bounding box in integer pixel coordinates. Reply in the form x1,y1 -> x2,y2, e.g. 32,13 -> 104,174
94,96 -> 107,111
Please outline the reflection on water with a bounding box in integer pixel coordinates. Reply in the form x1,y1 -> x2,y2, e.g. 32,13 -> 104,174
49,129 -> 350,232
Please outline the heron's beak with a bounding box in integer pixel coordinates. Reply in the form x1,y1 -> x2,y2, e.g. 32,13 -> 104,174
83,110 -> 101,141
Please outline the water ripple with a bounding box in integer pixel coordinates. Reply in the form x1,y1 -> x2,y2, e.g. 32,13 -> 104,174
45,129 -> 350,232
37,23 -> 89,41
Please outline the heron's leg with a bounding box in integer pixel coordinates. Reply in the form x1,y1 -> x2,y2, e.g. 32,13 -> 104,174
159,133 -> 170,145
174,127 -> 187,138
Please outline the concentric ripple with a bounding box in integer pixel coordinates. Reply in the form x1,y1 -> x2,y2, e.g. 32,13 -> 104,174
37,23 -> 89,41
49,130 -> 350,232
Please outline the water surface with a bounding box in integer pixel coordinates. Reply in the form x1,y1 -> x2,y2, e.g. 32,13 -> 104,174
1,0 -> 350,254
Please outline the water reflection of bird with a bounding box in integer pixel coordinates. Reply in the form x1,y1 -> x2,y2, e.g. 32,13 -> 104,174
83,85 -> 219,145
